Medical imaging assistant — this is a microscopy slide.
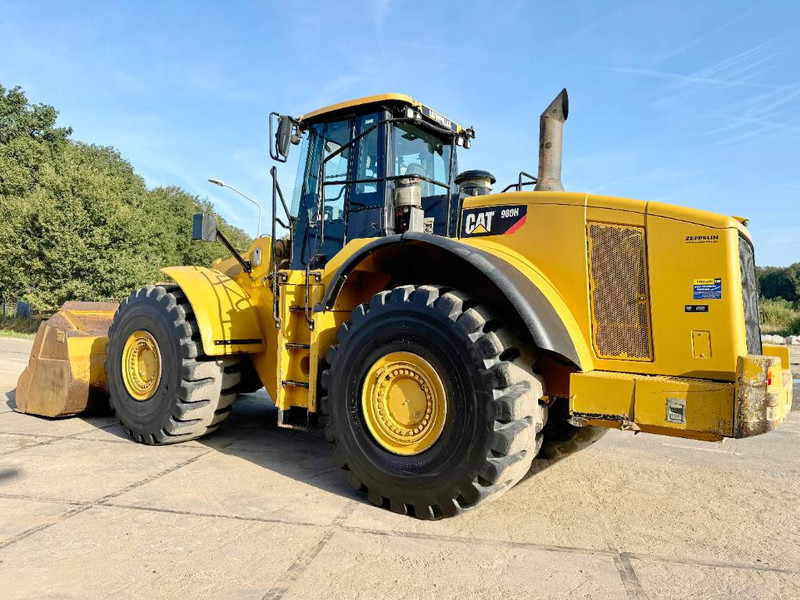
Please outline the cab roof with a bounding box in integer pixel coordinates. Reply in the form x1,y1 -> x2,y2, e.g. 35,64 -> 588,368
299,93 -> 467,134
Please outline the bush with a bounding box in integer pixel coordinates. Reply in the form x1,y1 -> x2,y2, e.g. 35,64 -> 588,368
790,314 -> 800,337
0,315 -> 40,337
760,298 -> 800,335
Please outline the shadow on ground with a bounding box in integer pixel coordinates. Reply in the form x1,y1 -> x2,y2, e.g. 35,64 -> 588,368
4,387 -> 558,509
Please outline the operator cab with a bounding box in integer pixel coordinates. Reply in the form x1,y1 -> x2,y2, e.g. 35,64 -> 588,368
272,94 -> 474,269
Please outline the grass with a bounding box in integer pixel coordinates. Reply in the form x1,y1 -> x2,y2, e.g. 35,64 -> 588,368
759,298 -> 800,336
0,316 -> 40,338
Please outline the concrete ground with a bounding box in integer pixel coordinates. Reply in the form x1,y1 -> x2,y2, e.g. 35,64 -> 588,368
0,336 -> 798,600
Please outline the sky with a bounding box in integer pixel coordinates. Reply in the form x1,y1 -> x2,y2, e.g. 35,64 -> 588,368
1,0 -> 798,265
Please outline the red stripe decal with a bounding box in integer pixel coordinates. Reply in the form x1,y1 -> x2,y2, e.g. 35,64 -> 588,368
505,215 -> 527,234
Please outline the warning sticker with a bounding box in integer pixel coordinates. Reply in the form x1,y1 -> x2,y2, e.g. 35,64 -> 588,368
461,205 -> 527,238
693,278 -> 722,300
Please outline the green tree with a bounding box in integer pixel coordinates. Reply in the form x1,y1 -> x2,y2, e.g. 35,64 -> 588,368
758,264 -> 800,303
0,85 -> 71,197
0,84 -> 251,312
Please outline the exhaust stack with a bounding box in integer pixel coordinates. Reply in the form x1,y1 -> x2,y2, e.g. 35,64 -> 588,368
534,88 -> 569,192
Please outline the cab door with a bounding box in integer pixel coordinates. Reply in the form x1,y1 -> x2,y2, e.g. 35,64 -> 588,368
289,112 -> 386,270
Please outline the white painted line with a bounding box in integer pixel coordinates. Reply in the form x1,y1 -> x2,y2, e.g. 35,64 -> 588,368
661,443 -> 735,454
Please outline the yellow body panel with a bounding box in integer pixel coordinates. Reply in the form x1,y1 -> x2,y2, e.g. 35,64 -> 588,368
460,235 -> 595,370
633,375 -> 733,438
461,190 -> 750,381
223,237 -> 281,400
161,265 -> 266,356
569,371 -> 634,418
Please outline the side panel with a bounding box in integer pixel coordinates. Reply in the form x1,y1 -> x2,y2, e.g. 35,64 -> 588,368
460,191 -> 748,381
161,266 -> 266,356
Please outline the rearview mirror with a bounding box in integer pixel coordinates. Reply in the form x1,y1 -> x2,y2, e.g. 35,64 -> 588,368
192,213 -> 217,242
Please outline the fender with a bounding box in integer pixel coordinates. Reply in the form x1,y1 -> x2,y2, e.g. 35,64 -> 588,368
161,266 -> 266,356
318,233 -> 589,369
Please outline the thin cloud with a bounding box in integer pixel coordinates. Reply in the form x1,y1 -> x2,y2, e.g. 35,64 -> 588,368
604,64 -> 782,92
654,8 -> 755,63
372,0 -> 394,36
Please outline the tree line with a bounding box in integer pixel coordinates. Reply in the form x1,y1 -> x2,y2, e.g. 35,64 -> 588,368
757,264 -> 800,304
0,84 -> 250,312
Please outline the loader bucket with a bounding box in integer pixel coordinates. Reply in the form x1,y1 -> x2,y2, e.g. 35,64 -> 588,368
15,302 -> 118,417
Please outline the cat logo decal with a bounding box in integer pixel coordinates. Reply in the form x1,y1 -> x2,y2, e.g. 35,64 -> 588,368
461,205 -> 527,238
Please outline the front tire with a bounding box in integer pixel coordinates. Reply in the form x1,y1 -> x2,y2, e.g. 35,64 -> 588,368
320,285 -> 546,519
106,285 -> 240,445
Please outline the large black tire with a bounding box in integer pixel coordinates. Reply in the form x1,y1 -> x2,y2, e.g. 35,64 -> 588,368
539,398 -> 607,460
106,285 -> 240,445
319,285 -> 547,520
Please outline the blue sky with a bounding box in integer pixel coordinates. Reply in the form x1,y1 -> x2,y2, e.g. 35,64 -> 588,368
1,0 -> 798,265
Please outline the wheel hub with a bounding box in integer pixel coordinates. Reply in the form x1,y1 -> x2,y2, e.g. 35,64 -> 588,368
121,330 -> 162,401
362,351 -> 446,455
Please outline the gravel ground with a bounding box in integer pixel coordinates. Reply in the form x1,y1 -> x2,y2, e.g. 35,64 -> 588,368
0,337 -> 798,599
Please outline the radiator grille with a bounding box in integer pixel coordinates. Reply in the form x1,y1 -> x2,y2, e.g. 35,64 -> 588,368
587,223 -> 653,360
738,235 -> 762,355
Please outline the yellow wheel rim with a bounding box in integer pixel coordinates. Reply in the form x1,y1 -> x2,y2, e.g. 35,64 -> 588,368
361,351 -> 447,456
121,330 -> 162,401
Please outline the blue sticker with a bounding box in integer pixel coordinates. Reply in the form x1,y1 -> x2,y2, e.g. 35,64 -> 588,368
693,278 -> 722,300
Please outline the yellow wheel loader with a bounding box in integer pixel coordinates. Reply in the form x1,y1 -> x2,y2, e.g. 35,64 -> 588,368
16,90 -> 793,519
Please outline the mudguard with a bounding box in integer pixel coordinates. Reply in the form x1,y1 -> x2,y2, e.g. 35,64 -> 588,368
319,233 -> 589,369
161,266 -> 265,356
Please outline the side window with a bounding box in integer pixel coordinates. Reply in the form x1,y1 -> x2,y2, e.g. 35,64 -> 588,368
353,114 -> 381,196
392,122 -> 451,198
322,120 -> 351,223
293,125 -> 323,225
290,129 -> 312,219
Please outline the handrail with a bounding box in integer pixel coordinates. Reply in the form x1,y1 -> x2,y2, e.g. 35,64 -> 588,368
501,171 -> 538,193
270,166 -> 293,329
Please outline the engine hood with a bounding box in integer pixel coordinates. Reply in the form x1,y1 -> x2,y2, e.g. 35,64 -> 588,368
461,191 -> 751,240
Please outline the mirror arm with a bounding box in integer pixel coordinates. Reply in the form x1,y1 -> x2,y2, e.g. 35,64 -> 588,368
217,228 -> 251,273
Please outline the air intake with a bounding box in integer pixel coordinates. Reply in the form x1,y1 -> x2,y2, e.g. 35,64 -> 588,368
587,223 -> 653,360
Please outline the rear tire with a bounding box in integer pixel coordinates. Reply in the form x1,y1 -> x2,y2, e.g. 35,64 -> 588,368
319,285 -> 547,519
539,398 -> 607,460
106,285 -> 240,445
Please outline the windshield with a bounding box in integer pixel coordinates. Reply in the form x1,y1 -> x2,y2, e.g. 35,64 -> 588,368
391,122 -> 452,197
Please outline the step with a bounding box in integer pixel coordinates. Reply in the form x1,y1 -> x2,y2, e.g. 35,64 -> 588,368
282,379 -> 309,389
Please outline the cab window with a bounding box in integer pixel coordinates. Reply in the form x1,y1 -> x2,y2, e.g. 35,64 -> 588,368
392,122 -> 451,197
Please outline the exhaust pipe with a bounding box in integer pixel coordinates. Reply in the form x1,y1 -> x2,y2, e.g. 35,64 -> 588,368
534,88 -> 569,192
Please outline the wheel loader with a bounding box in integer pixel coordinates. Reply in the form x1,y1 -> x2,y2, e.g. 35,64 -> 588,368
15,90 -> 793,520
